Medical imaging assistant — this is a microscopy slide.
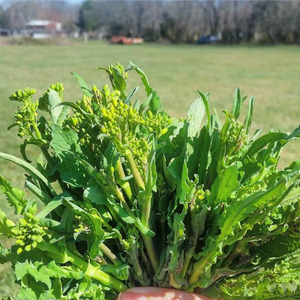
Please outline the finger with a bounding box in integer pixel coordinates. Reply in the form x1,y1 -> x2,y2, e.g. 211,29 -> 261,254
117,287 -> 211,300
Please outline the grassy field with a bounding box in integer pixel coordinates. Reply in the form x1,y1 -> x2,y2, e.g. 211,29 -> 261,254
0,42 -> 300,297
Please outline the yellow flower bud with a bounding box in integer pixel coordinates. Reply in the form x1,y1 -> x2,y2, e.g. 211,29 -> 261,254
25,245 -> 31,252
161,128 -> 168,135
5,219 -> 15,227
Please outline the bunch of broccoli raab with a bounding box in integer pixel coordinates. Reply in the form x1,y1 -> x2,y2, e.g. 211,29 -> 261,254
1,63 -> 300,300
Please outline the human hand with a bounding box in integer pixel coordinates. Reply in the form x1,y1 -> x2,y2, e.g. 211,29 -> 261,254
117,287 -> 211,300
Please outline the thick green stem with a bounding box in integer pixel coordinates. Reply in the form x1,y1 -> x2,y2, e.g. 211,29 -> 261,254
116,159 -> 133,203
25,180 -> 52,204
188,257 -> 208,287
170,273 -> 182,289
141,234 -> 159,273
141,197 -> 151,226
123,150 -> 159,274
125,149 -> 145,190
188,246 -> 217,287
180,246 -> 195,279
32,122 -> 42,140
180,220 -> 203,279
140,193 -> 159,274
38,242 -> 127,292
100,243 -> 122,266
123,202 -> 136,220
127,242 -> 145,284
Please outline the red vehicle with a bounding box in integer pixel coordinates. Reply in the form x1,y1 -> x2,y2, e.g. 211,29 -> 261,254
111,36 -> 143,45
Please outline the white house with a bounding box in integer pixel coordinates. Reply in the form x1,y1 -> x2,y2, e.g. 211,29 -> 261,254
25,20 -> 62,39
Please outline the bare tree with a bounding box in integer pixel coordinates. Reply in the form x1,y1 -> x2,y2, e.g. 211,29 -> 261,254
2,0 -> 299,44
6,1 -> 39,31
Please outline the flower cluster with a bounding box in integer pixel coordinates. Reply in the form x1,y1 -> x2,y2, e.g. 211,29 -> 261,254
226,119 -> 247,154
65,84 -> 148,149
63,81 -> 171,178
129,137 -> 149,171
122,226 -> 140,251
9,87 -> 36,103
144,111 -> 171,136
191,188 -> 211,214
10,88 -> 39,138
72,201 -> 95,234
49,82 -> 64,98
15,213 -> 46,255
73,215 -> 88,234
100,98 -> 144,139
107,63 -> 129,92
108,63 -> 129,81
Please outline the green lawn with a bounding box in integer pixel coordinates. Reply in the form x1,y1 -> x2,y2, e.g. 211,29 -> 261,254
0,42 -> 300,297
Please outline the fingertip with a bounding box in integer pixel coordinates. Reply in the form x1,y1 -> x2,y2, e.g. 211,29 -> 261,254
118,291 -> 147,300
119,288 -> 211,300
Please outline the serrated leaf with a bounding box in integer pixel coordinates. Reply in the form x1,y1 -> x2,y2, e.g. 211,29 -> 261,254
15,260 -> 52,289
0,175 -> 26,214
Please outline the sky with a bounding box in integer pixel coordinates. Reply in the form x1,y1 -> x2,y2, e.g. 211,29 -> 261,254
0,0 -> 84,4
67,0 -> 84,3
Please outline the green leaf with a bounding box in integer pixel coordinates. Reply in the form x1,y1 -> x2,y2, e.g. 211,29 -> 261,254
210,251 -> 300,299
71,72 -> 92,97
101,264 -> 130,281
230,87 -> 242,119
78,276 -> 92,294
56,105 -> 69,126
85,185 -> 155,237
0,152 -> 56,197
246,132 -> 288,157
50,125 -> 90,187
125,86 -> 139,104
139,94 -> 153,113
208,165 -> 239,206
25,180 -> 52,204
168,210 -> 187,274
20,138 -> 46,163
35,194 -> 64,219
187,98 -> 206,138
197,90 -> 211,130
62,196 -> 105,259
244,96 -> 254,135
15,260 -> 52,289
48,90 -> 63,124
129,61 -> 162,113
51,124 -> 81,155
83,185 -> 135,224
105,65 -> 127,99
220,179 -> 287,240
17,287 -> 37,300
288,124 -> 300,139
0,243 -> 14,264
0,175 -> 27,214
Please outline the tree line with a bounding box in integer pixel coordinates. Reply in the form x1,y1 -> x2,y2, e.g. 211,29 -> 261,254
1,0 -> 300,44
